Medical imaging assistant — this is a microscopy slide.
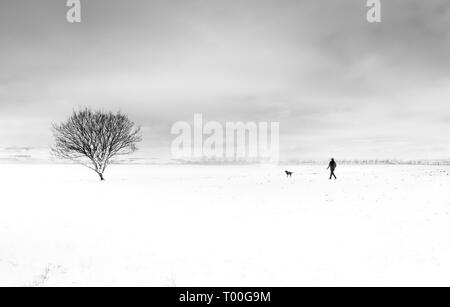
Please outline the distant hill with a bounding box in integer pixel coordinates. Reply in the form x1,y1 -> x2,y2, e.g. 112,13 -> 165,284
0,147 -> 51,164
1,147 -> 449,166
282,159 -> 450,166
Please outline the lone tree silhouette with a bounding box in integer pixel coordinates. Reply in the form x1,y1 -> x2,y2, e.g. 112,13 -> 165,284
52,109 -> 142,181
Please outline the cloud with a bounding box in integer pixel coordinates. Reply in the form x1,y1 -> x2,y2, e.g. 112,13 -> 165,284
1,0 -> 450,160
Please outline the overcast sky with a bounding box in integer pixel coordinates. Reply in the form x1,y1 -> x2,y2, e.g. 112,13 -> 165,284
1,0 -> 450,161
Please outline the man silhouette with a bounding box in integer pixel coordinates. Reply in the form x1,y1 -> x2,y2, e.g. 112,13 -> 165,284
327,158 -> 337,180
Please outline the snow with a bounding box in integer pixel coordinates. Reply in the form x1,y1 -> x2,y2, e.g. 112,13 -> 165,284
1,163 -> 450,286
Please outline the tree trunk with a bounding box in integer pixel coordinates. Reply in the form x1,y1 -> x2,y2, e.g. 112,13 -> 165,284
98,172 -> 105,181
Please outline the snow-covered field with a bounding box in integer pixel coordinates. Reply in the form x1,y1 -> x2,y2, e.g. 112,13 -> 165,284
1,163 -> 450,286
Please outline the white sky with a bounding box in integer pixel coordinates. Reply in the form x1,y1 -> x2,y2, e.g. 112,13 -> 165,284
1,0 -> 450,160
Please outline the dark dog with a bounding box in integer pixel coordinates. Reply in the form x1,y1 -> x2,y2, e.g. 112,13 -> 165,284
285,171 -> 293,178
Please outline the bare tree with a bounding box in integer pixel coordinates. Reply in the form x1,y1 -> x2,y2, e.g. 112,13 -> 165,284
52,109 -> 142,181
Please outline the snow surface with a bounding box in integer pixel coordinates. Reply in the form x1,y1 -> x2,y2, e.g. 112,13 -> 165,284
1,163 -> 450,286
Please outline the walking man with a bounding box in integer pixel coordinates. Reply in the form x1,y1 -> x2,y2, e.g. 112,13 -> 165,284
327,158 -> 337,180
